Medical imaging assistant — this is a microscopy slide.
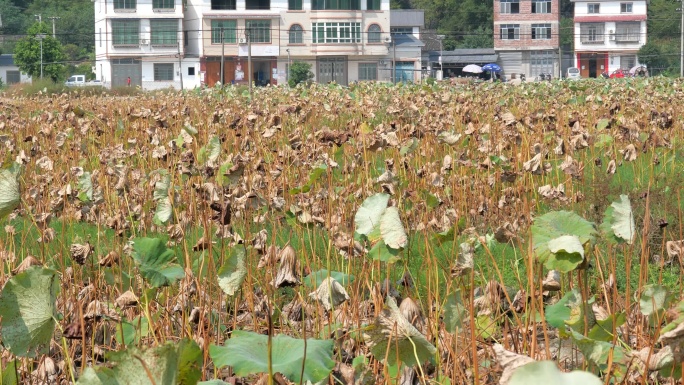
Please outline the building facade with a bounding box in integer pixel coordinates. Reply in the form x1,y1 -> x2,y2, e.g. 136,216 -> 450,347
0,55 -> 32,86
389,10 -> 424,83
571,0 -> 646,77
493,0 -> 560,79
94,0 -> 200,89
96,0 -> 404,88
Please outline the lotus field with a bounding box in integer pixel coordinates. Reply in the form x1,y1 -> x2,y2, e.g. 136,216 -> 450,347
2,79 -> 684,384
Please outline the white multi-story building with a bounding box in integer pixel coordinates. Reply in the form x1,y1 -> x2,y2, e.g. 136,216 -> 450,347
94,0 -> 201,89
571,0 -> 647,77
96,0 -> 400,88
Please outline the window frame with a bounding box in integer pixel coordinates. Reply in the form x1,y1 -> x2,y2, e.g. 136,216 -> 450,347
499,24 -> 520,40
620,55 -> 636,69
587,3 -> 600,14
580,22 -> 604,43
615,21 -> 640,42
211,20 -> 237,44
150,19 -> 178,46
288,0 -> 303,10
367,0 -> 381,10
246,19 -> 272,43
289,24 -> 303,44
499,0 -> 520,14
152,0 -> 174,9
620,2 -> 633,13
312,22 -> 362,43
531,0 -> 551,13
531,23 -> 552,40
154,63 -> 174,81
358,63 -> 378,81
113,0 -> 136,10
211,0 -> 236,10
311,0 -> 361,11
112,19 -> 140,46
367,24 -> 381,43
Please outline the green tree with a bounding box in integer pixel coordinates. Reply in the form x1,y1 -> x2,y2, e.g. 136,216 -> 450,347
14,22 -> 66,81
288,62 -> 314,87
24,0 -> 95,53
457,26 -> 493,48
638,41 -> 669,74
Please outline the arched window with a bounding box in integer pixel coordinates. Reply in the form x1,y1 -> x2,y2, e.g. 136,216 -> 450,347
368,24 -> 381,43
289,24 -> 303,44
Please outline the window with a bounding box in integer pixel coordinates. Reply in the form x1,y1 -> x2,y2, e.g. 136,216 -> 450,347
368,24 -> 381,43
188,67 -> 195,76
211,0 -> 236,10
391,27 -> 412,35
6,71 -> 20,85
587,3 -> 599,13
359,63 -> 377,80
153,0 -> 174,9
246,20 -> 271,43
184,30 -> 188,46
580,23 -> 604,43
615,22 -> 640,42
500,0 -> 519,14
112,20 -> 139,46
530,50 -> 554,77
367,0 -> 380,10
620,2 -> 632,12
289,0 -> 302,10
113,0 -> 136,9
620,55 -> 636,69
312,22 -> 362,43
499,24 -> 520,40
311,0 -> 360,10
246,0 -> 270,10
211,20 -> 237,44
154,64 -> 174,81
289,24 -> 303,43
531,0 -> 550,13
531,23 -> 551,39
151,20 -> 178,46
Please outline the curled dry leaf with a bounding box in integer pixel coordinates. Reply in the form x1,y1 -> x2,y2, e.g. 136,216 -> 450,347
621,144 -> 637,162
399,297 -> 424,331
451,242 -> 474,277
606,159 -> 617,174
99,250 -> 119,267
666,240 -> 684,265
542,270 -> 561,292
493,344 -> 535,385
309,277 -> 350,311
272,245 -> 300,288
38,227 -> 56,243
630,345 -> 674,371
12,255 -> 43,275
115,290 -> 139,308
70,242 -> 93,265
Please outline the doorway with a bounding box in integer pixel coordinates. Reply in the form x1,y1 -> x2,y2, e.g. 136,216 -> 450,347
318,57 -> 347,85
579,53 -> 606,78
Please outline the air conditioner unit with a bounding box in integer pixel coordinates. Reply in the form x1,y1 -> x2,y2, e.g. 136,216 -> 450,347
379,60 -> 387,65
609,34 -> 615,41
384,36 -> 392,43
140,39 -> 148,45
238,37 -> 247,44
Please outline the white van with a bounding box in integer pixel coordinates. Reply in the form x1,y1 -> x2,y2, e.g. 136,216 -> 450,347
566,67 -> 581,80
65,75 -> 86,86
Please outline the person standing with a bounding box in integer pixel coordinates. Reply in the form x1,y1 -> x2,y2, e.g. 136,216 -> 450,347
127,76 -> 131,87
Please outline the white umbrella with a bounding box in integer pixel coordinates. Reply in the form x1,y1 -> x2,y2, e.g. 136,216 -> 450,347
462,64 -> 483,74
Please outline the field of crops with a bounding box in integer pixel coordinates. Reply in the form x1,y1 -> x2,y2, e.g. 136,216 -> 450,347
1,78 -> 684,384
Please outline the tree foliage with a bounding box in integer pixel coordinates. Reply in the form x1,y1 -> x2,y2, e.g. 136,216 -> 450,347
14,23 -> 65,81
289,62 -> 314,87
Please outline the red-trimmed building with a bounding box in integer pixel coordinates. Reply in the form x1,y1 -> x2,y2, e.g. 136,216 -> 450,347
493,0 -> 560,79
571,0 -> 647,77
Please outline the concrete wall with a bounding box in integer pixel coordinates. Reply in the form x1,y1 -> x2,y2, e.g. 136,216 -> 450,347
0,66 -> 31,85
574,0 -> 647,16
493,0 -> 560,50
573,20 -> 646,51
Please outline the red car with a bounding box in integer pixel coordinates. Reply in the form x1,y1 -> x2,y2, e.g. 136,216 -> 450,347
609,69 -> 627,78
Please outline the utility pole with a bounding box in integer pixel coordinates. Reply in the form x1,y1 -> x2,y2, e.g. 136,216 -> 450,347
37,33 -> 46,79
220,28 -> 225,85
681,2 -> 683,77
47,16 -> 60,38
286,48 -> 290,84
247,27 -> 252,98
178,41 -> 183,90
34,14 -> 42,24
391,37 -> 396,84
436,34 -> 445,80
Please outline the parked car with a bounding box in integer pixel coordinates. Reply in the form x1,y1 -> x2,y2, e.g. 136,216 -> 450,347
609,69 -> 627,79
566,67 -> 581,80
86,79 -> 103,86
65,75 -> 86,86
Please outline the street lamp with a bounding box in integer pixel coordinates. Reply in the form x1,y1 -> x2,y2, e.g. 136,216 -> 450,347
436,34 -> 445,79
286,49 -> 291,84
36,33 -> 46,79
